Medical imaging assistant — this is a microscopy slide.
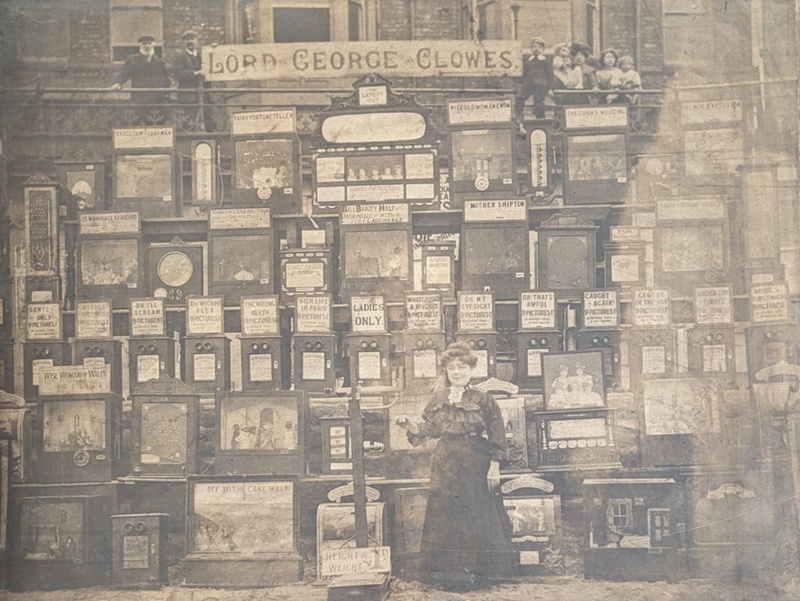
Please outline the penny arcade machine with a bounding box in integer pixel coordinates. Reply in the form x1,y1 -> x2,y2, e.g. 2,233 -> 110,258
419,240 -> 457,300
23,302 -> 71,402
446,97 -> 517,205
230,109 -> 302,215
279,246 -> 333,304
239,296 -> 286,391
128,298 -> 176,386
214,390 -> 306,475
686,286 -> 737,378
55,159 -> 107,217
603,227 -> 647,300
292,295 -> 337,394
76,211 -> 144,309
346,295 -> 393,388
516,291 -> 562,392
576,290 -> 622,389
208,207 -> 274,305
182,296 -> 230,394
402,292 -> 447,392
536,210 -> 599,300
111,127 -> 178,218
0,279 -> 13,392
460,198 -> 530,301
72,300 -> 123,396
532,350 -> 621,471
454,291 -> 498,380
23,174 -> 62,304
145,236 -> 204,306
129,375 -> 201,477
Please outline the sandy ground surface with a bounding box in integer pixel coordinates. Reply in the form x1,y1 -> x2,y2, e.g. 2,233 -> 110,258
3,577 -> 800,601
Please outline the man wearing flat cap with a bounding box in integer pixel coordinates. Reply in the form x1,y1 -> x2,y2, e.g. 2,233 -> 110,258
172,30 -> 211,130
515,37 -> 554,119
111,35 -> 171,123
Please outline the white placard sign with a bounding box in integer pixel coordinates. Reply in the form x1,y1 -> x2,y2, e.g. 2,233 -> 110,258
358,85 -> 388,106
296,295 -> 332,333
610,227 -> 641,242
583,290 -> 620,328
193,354 -> 217,381
38,365 -> 111,395
80,212 -> 140,235
209,207 -> 271,230
633,289 -> 671,326
320,546 -> 392,578
657,198 -> 725,221
463,199 -> 526,222
113,127 -> 174,149
203,41 -> 522,82
186,297 -> 224,335
75,301 -> 112,339
405,293 -> 442,331
448,98 -> 513,125
249,354 -> 273,382
351,296 -> 387,333
241,297 -> 279,336
136,355 -> 161,383
695,287 -> 733,325
231,109 -> 296,135
26,302 -> 62,340
340,203 -> 409,225
751,283 -> 790,323
458,293 -> 494,331
564,106 -> 628,129
519,292 -> 556,330
130,299 -> 166,337
681,100 -> 742,125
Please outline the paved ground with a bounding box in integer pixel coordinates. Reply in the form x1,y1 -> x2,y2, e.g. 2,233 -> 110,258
2,576 -> 799,601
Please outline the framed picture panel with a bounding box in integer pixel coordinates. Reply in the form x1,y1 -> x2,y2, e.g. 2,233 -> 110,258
542,351 -> 606,411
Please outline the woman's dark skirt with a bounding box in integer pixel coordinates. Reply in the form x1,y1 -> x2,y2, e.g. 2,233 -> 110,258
416,433 -> 515,589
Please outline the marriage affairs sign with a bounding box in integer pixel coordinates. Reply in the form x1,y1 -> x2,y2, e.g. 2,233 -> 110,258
202,40 -> 522,81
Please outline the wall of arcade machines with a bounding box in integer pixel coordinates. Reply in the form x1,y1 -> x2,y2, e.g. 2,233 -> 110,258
0,78 -> 795,588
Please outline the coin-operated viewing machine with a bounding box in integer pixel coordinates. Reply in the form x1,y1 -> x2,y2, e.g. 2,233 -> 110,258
239,296 -> 286,390
111,513 -> 170,589
279,247 -> 333,304
230,109 -> 302,215
23,302 -> 71,401
460,199 -> 530,301
446,97 -> 517,204
128,298 -> 175,387
516,291 -> 562,391
402,292 -> 447,392
208,207 -> 274,305
182,296 -> 230,394
76,211 -> 143,309
111,127 -> 178,218
576,290 -> 622,389
292,294 -> 337,393
347,295 -> 393,387
145,237 -> 203,305
536,210 -> 599,301
688,286 -> 737,378
129,375 -> 201,477
72,300 -> 123,396
419,240 -> 456,299
455,291 -> 497,380
23,173 -> 61,304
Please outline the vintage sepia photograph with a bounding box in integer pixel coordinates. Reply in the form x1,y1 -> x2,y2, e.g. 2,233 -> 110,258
0,0 -> 799,599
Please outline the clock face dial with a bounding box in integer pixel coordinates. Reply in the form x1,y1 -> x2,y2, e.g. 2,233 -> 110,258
157,251 -> 194,287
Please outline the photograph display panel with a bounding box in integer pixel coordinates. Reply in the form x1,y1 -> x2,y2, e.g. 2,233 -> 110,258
115,154 -> 173,199
643,378 -> 721,436
42,400 -> 106,452
542,352 -> 606,410
20,499 -> 84,561
219,395 -> 299,453
189,477 -> 296,555
451,129 -> 514,183
566,134 -> 627,182
344,230 -> 409,280
80,239 -> 139,287
235,139 -> 295,190
464,227 -> 526,275
659,224 -> 725,273
211,234 -> 271,284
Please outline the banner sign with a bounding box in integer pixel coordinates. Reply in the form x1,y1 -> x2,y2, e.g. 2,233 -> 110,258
203,41 -> 522,82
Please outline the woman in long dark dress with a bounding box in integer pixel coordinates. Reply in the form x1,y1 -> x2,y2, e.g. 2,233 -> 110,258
396,342 -> 515,589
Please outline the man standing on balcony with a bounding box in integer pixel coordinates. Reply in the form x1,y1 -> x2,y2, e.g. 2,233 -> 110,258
111,35 -> 171,124
172,30 -> 209,130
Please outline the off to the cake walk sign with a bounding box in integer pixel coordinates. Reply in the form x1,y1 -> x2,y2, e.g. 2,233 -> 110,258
203,40 -> 522,81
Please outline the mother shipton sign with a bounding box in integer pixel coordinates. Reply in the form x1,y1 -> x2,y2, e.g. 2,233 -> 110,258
203,41 -> 522,81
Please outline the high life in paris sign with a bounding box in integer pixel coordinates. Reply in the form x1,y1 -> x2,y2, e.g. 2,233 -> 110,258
202,40 -> 522,81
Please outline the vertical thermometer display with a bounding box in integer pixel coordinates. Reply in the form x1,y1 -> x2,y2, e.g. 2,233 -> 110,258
530,128 -> 550,190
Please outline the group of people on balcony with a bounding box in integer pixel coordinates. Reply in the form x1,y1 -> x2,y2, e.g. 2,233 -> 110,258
110,30 -> 211,129
515,38 -> 642,118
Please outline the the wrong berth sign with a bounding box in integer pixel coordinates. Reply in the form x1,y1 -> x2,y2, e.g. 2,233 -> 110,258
202,41 -> 522,81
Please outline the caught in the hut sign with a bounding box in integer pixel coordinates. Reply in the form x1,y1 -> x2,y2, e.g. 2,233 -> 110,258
203,41 -> 522,81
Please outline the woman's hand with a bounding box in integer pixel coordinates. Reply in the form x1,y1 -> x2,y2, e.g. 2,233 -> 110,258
395,415 -> 419,435
487,460 -> 501,491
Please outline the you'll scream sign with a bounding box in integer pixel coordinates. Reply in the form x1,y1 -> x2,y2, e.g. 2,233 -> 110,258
202,40 -> 522,81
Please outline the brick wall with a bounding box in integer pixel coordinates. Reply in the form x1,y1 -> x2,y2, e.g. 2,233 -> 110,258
411,0 -> 462,39
378,0 -> 412,40
163,0 -> 227,57
70,0 -> 111,67
601,0 -> 636,60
